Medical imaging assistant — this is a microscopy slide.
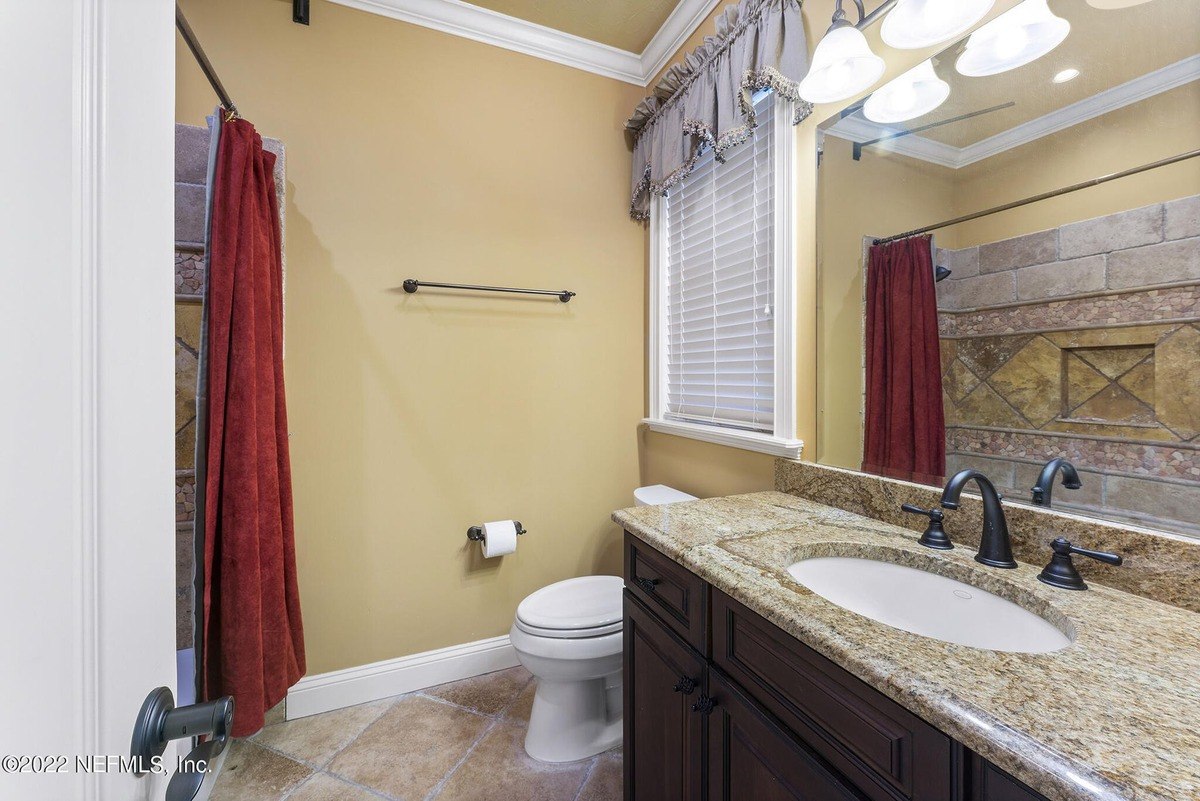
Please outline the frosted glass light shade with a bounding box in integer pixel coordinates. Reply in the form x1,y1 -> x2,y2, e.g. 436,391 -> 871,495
799,26 -> 886,104
881,0 -> 994,49
956,0 -> 1070,77
864,60 -> 950,123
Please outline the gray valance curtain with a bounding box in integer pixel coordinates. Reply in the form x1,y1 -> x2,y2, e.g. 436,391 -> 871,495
626,0 -> 812,221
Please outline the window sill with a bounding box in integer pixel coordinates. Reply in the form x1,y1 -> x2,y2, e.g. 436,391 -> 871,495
642,418 -> 804,459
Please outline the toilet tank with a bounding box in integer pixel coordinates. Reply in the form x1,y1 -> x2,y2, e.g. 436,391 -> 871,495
634,484 -> 698,506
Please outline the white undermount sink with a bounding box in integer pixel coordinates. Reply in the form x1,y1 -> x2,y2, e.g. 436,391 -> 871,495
787,557 -> 1072,654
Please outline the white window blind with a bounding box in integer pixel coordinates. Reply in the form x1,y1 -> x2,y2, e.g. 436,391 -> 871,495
663,90 -> 775,434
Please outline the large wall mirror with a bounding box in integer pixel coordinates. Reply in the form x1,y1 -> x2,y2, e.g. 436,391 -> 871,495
815,0 -> 1199,535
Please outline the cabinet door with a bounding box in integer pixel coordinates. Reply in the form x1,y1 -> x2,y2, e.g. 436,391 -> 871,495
708,670 -> 865,801
624,592 -> 706,801
969,755 -> 1051,801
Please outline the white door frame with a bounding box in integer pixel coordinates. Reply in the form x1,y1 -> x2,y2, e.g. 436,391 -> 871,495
1,1 -> 177,799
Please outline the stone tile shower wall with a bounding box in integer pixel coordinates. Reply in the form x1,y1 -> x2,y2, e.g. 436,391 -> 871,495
174,124 -> 285,651
935,196 -> 1200,536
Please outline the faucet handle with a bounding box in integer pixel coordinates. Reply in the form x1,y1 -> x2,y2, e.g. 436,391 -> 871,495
1037,537 -> 1123,590
901,503 -> 953,551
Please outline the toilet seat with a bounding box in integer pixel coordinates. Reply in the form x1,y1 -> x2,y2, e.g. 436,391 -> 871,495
513,618 -> 622,639
515,575 -> 622,639
510,486 -> 692,763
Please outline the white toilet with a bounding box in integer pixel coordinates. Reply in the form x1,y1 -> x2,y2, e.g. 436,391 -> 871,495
510,484 -> 697,763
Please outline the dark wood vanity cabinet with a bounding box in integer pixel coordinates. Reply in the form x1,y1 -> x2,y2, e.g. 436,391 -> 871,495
623,532 -> 1051,801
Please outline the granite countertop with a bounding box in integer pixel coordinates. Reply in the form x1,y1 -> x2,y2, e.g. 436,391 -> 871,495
613,491 -> 1200,801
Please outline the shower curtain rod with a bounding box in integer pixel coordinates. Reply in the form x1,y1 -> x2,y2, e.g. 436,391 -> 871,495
873,148 -> 1200,245
176,4 -> 238,119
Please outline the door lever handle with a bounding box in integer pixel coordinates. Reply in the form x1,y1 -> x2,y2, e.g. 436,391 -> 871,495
131,687 -> 235,801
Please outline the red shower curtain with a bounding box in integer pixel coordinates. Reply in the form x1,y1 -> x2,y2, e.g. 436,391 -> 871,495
862,235 -> 946,485
202,119 -> 305,736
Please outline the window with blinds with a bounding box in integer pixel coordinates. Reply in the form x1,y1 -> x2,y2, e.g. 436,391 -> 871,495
662,90 -> 776,434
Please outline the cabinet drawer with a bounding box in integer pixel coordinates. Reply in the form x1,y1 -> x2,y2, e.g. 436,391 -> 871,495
624,532 -> 708,654
712,590 -> 952,801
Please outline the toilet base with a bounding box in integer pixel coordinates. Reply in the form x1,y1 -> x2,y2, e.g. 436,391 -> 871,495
523,675 -> 622,763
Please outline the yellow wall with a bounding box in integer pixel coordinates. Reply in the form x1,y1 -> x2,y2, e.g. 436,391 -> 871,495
948,85 -> 1200,246
177,0 -> 647,674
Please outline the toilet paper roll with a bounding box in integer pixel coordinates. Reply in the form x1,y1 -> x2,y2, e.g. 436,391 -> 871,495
480,519 -> 518,558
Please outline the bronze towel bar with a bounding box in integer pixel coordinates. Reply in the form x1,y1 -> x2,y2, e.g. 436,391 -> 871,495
402,279 -> 576,303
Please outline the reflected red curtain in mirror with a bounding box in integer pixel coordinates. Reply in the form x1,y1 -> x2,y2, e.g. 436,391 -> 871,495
863,235 -> 946,486
202,118 -> 305,736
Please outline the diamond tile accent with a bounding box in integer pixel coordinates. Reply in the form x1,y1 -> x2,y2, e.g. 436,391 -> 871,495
956,382 -> 1027,429
986,336 -> 1061,428
1118,360 -> 1155,407
1155,325 -> 1200,440
943,360 -> 981,404
1064,353 -> 1111,412
1077,346 -> 1153,380
954,335 -> 1032,380
1071,384 -> 1155,426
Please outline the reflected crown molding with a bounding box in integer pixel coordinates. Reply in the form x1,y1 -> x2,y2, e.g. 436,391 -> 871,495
826,55 -> 1200,168
327,0 -> 722,85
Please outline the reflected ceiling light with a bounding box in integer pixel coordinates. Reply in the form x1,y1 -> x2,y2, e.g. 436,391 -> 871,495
799,0 -> 886,104
863,60 -> 950,123
955,0 -> 1070,78
881,0 -> 995,50
1086,0 -> 1154,7
1053,67 -> 1080,83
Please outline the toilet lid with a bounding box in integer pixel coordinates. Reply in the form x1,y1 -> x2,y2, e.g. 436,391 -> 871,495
516,575 -> 623,635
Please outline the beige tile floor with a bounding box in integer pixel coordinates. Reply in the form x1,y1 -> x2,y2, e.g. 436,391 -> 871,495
210,667 -> 622,801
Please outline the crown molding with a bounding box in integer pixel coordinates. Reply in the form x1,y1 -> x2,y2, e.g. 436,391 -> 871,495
328,0 -> 726,87
823,116 -> 962,168
956,54 -> 1200,167
825,55 -> 1200,169
640,0 -> 724,84
328,0 -> 645,84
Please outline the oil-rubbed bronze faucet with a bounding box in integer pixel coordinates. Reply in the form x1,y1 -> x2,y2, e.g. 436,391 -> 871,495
1030,457 -> 1082,508
939,469 -> 1017,568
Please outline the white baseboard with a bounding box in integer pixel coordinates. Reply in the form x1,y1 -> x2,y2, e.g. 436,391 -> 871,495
287,634 -> 519,720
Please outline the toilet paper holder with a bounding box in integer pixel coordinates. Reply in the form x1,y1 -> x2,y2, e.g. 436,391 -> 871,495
467,521 -> 527,542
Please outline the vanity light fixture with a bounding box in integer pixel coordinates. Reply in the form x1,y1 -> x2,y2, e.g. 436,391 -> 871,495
1052,67 -> 1080,83
799,0 -> 886,105
955,0 -> 1070,78
881,0 -> 994,50
863,59 -> 950,123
